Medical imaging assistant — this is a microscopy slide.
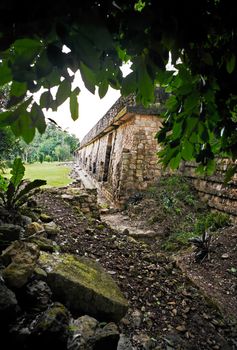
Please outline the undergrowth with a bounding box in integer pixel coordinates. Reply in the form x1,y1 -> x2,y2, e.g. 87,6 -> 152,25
126,175 -> 230,252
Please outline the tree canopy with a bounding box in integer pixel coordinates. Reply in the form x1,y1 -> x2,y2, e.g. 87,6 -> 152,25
0,0 -> 237,174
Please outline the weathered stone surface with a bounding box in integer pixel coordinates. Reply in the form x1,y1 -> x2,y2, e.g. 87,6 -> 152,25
30,302 -> 70,349
39,213 -> 53,223
67,315 -> 99,350
0,280 -> 17,323
39,252 -> 128,322
22,280 -> 52,311
93,322 -> 120,349
43,222 -> 60,237
67,316 -> 119,350
1,241 -> 40,288
25,222 -> 45,237
117,334 -> 133,350
0,224 -> 22,251
29,236 -> 58,253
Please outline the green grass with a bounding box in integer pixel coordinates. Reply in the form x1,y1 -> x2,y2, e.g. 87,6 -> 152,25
1,162 -> 72,187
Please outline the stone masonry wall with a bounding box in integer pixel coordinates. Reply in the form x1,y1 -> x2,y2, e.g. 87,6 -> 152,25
182,160 -> 237,220
76,113 -> 162,206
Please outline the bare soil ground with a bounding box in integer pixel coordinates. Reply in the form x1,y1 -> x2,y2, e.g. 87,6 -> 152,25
36,189 -> 237,349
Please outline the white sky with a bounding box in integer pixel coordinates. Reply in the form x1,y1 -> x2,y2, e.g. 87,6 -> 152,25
44,71 -> 120,141
43,63 -> 132,141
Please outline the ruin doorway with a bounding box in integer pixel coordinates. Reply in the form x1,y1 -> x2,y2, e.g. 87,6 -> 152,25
103,133 -> 113,182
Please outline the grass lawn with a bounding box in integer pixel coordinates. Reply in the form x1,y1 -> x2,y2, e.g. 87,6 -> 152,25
2,162 -> 73,187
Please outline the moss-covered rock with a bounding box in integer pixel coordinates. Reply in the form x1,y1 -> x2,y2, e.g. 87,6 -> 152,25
39,213 -> 53,223
1,241 -> 40,288
29,236 -> 58,253
25,222 -> 45,237
39,252 -> 128,322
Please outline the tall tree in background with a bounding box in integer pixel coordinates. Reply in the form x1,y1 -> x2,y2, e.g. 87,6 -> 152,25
0,1 -> 237,174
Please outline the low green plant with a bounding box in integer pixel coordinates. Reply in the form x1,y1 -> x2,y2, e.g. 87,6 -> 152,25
189,231 -> 212,263
0,158 -> 46,212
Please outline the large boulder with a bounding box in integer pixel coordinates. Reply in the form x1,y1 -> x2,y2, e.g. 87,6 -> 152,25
1,241 -> 40,288
39,252 -> 128,322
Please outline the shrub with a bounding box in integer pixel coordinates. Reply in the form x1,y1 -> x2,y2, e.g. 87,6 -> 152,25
0,158 -> 46,213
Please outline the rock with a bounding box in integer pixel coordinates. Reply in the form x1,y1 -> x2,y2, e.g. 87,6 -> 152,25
30,302 -> 70,350
117,334 -> 134,350
93,322 -> 120,350
39,252 -> 128,322
0,224 -> 22,251
39,213 -> 53,223
21,280 -> 52,311
67,316 -> 119,350
29,236 -> 58,253
20,215 -> 32,227
0,280 -> 17,324
1,241 -> 40,288
34,266 -> 47,280
221,253 -> 229,259
133,333 -> 155,349
131,309 -> 143,328
67,315 -> 99,350
25,222 -> 45,237
122,228 -> 130,235
43,222 -> 60,238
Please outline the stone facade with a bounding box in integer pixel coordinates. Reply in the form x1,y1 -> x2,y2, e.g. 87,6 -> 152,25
75,93 -> 165,205
181,160 -> 237,220
76,92 -> 237,218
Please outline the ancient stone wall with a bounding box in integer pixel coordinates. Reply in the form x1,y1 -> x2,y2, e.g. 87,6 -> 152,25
76,113 -> 162,205
182,160 -> 237,220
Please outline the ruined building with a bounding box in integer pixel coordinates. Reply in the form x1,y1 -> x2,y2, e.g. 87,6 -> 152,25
76,91 -> 237,219
75,91 -> 166,206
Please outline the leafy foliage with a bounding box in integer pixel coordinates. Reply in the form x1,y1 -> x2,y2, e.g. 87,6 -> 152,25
0,158 -> 46,211
18,122 -> 79,163
0,2 -> 237,169
189,232 -> 212,263
128,175 -> 230,252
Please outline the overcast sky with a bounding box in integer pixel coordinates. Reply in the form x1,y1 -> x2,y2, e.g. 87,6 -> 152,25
44,63 -> 132,141
44,72 -> 120,141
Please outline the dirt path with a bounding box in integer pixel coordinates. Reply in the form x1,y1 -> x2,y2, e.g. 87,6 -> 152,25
37,190 -> 237,350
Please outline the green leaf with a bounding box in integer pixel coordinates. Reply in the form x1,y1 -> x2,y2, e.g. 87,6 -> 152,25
137,61 -> 154,105
169,152 -> 181,169
0,175 -> 8,192
14,179 -> 47,204
182,140 -> 194,161
10,158 -> 25,188
31,103 -> 47,134
0,111 -> 18,128
184,92 -> 200,113
166,95 -> 178,111
172,121 -> 183,139
13,38 -> 42,52
11,81 -> 27,97
70,90 -> 79,121
226,54 -> 236,74
121,71 -> 137,96
98,81 -> 108,99
35,51 -> 53,79
56,79 -> 71,106
0,62 -> 12,85
40,90 -> 53,110
206,159 -> 216,175
202,52 -> 213,66
79,62 -> 96,94
11,113 -> 35,143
